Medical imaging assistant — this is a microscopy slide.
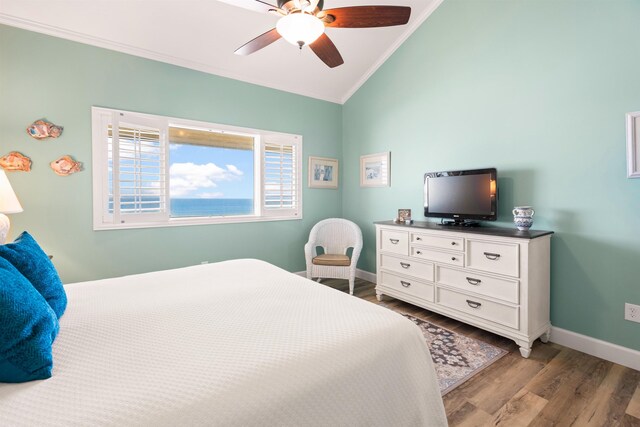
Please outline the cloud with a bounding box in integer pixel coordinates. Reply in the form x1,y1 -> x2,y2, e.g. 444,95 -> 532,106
226,164 -> 242,176
170,162 -> 243,197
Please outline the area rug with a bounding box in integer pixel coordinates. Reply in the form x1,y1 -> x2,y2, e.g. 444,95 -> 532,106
402,314 -> 508,395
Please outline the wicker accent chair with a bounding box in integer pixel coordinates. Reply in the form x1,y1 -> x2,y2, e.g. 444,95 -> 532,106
304,218 -> 363,295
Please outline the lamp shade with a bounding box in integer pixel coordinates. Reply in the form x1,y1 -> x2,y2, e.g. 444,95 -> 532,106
276,13 -> 324,47
0,170 -> 23,214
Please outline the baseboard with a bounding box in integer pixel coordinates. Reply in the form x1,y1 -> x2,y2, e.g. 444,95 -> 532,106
293,269 -> 376,282
550,326 -> 640,372
356,268 -> 376,284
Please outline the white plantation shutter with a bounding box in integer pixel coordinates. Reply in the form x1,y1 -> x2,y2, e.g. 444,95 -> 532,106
261,136 -> 301,218
98,109 -> 169,225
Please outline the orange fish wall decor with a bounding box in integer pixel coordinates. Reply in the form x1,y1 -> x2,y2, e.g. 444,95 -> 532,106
50,155 -> 82,176
0,151 -> 32,172
26,119 -> 63,140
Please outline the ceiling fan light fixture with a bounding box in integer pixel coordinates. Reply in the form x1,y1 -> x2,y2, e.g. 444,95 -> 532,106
276,12 -> 324,47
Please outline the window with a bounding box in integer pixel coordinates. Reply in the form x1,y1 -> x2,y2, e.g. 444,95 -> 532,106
92,107 -> 302,230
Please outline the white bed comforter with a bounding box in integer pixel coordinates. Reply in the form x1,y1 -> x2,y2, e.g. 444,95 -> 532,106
0,259 -> 446,426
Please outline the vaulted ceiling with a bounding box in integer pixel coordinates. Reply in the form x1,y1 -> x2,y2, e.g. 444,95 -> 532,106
0,0 -> 442,104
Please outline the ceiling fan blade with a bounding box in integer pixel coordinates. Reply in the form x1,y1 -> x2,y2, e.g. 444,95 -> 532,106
309,33 -> 344,68
322,6 -> 411,28
234,28 -> 281,56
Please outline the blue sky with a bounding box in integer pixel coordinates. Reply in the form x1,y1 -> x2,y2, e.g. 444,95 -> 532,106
169,143 -> 254,199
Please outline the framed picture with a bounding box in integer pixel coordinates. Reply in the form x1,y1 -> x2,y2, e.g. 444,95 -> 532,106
360,152 -> 390,187
308,156 -> 339,188
627,111 -> 640,178
397,209 -> 411,222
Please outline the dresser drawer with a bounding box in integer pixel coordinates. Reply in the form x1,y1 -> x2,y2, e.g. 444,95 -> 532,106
436,287 -> 519,329
437,266 -> 519,304
466,240 -> 519,277
380,254 -> 434,281
412,246 -> 464,267
380,271 -> 434,302
411,232 -> 464,251
380,229 -> 409,255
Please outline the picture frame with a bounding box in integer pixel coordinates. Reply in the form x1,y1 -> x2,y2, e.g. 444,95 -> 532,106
308,156 -> 339,189
627,111 -> 640,178
397,209 -> 412,222
360,152 -> 390,187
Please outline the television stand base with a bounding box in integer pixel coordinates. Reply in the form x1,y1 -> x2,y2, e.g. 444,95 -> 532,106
441,220 -> 480,227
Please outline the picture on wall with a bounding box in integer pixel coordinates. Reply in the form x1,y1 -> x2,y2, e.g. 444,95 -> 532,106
308,156 -> 339,189
360,152 -> 390,187
627,111 -> 640,178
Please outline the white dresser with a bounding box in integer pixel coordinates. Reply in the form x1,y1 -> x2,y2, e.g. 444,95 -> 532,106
375,221 -> 553,358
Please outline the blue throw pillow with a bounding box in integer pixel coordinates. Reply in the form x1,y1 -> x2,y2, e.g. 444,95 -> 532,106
0,231 -> 67,318
0,257 -> 59,382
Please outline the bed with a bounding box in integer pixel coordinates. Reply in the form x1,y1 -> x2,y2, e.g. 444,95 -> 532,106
0,259 -> 446,426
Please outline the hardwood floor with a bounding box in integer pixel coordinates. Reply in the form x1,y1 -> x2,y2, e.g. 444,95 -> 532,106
322,278 -> 640,426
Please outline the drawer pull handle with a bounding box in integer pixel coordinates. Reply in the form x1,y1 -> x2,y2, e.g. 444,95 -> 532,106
416,250 -> 422,255
483,252 -> 501,260
416,237 -> 422,241
451,241 -> 456,246
466,277 -> 482,286
400,280 -> 411,288
451,257 -> 457,261
389,238 -> 400,244
400,262 -> 411,269
466,300 -> 482,309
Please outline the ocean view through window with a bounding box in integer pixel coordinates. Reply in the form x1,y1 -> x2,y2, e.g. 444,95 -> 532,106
92,107 -> 302,230
168,128 -> 255,218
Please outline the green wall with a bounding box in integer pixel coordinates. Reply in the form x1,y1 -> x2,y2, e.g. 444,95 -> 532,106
0,25 -> 342,283
343,0 -> 640,350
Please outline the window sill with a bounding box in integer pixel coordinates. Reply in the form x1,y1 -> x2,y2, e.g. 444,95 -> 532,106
93,213 -> 303,231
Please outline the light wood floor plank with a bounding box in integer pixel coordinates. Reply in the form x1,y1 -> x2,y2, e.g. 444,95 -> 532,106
448,401 -> 493,427
527,351 -> 612,425
627,384 -> 640,419
463,355 -> 546,415
491,388 -> 548,427
573,364 -> 630,426
621,413 -> 640,427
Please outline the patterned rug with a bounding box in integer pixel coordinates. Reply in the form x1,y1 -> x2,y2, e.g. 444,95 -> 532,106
402,314 -> 508,395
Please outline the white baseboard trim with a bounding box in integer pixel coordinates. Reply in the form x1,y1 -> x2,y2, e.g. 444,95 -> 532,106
356,268 -> 376,284
293,269 -> 377,282
550,326 -> 640,372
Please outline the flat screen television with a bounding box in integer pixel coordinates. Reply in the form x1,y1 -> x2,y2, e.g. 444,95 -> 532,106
423,168 -> 498,226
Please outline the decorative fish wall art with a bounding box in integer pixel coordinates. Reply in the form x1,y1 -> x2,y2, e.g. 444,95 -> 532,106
50,155 -> 82,176
26,119 -> 63,140
0,151 -> 32,172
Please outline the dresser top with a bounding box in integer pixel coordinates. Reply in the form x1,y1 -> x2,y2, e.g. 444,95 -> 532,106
374,220 -> 554,239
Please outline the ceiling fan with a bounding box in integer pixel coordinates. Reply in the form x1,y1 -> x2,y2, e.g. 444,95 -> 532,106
234,0 -> 411,68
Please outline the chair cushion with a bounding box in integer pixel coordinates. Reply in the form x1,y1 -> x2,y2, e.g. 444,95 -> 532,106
312,254 -> 351,266
0,231 -> 67,318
